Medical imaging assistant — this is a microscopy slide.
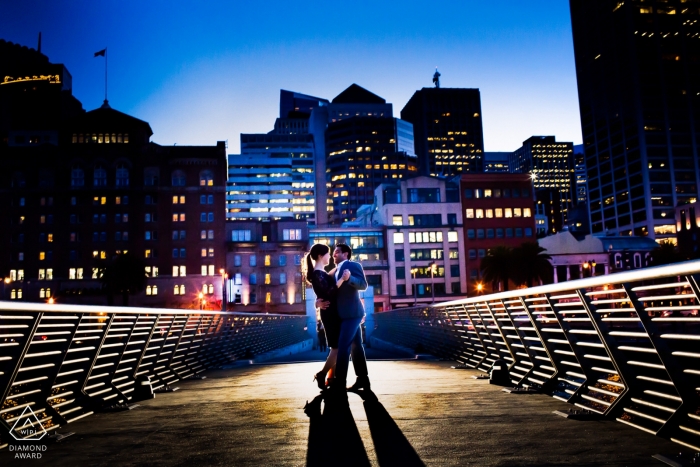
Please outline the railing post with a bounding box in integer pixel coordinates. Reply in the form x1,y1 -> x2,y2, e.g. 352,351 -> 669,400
622,281 -> 700,438
518,297 -> 560,388
574,289 -> 637,416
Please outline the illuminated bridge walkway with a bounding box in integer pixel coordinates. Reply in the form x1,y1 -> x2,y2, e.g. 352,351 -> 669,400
0,356 -> 684,466
1,261 -> 700,465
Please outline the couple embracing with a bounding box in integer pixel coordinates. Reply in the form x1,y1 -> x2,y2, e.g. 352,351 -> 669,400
305,243 -> 371,395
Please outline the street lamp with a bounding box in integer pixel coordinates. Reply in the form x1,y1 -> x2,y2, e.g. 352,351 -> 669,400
198,292 -> 204,310
220,269 -> 228,311
476,282 -> 484,295
410,268 -> 418,305
429,262 -> 437,304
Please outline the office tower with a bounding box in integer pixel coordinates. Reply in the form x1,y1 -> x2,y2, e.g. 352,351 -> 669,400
401,87 -> 485,176
460,174 -> 536,293
227,90 -> 326,224
483,152 -> 511,172
0,41 -> 228,307
317,84 -> 419,224
278,90 -> 329,122
570,1 -> 700,240
511,136 -> 574,235
227,134 -> 316,223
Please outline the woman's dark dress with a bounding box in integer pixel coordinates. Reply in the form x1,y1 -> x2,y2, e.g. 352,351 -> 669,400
310,270 -> 341,348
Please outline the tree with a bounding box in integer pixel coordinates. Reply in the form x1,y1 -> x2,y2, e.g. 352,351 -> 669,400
480,246 -> 513,292
511,242 -> 553,288
651,240 -> 683,266
100,253 -> 147,306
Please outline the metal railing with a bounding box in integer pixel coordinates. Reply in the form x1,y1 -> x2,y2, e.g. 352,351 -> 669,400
374,260 -> 700,451
0,303 -> 308,447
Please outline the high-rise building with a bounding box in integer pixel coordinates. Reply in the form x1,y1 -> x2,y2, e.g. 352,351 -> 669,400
316,84 -> 419,224
511,136 -> 574,235
226,133 -> 316,223
570,1 -> 700,240
401,87 -> 484,176
226,90 -> 326,224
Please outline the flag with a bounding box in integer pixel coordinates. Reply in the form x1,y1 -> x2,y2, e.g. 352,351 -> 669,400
94,49 -> 106,57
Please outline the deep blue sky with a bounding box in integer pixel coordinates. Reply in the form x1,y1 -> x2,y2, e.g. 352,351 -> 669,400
1,1 -> 581,153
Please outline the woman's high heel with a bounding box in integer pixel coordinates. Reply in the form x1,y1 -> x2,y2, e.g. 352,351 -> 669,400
313,371 -> 326,390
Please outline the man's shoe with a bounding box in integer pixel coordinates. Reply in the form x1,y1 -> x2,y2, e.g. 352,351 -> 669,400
347,376 -> 371,392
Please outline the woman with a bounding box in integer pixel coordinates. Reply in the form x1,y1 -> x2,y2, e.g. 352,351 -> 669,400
305,243 -> 350,390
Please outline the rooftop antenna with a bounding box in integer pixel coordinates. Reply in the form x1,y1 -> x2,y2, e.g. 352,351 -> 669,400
433,67 -> 441,88
37,32 -> 41,53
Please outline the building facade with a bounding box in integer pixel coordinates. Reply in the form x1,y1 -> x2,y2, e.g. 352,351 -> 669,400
370,176 -> 467,307
510,136 -> 574,235
227,133 -> 316,223
0,40 -> 228,308
460,174 -> 537,293
401,87 -> 485,176
225,220 -> 307,314
539,231 -> 658,283
483,152 -> 510,173
570,1 -> 700,240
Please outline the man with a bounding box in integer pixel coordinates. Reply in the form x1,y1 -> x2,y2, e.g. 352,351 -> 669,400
315,243 -> 371,392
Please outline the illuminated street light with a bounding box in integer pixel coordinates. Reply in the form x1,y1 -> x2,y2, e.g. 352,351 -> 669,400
411,268 -> 418,305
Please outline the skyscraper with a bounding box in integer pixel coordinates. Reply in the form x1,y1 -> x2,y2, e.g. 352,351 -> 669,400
511,136 -> 574,235
313,84 -> 419,224
401,87 -> 485,176
570,0 -> 700,240
226,90 -> 326,224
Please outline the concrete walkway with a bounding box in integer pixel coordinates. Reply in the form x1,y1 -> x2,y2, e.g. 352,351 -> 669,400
0,359 -> 688,466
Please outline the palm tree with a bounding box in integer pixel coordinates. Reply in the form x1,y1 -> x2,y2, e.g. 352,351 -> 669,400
480,246 -> 513,292
651,240 -> 683,266
100,253 -> 147,306
511,242 -> 553,288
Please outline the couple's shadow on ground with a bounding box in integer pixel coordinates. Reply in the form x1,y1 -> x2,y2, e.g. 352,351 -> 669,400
305,389 -> 425,467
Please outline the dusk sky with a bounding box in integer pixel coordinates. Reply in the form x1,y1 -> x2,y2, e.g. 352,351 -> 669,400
1,1 -> 581,153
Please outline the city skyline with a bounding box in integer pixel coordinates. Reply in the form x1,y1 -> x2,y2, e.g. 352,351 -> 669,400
1,1 -> 581,153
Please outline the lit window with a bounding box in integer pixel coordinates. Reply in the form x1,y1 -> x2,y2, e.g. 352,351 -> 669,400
265,274 -> 271,285
38,269 -> 46,280
265,292 -> 272,303
201,249 -> 207,257
265,255 -> 271,266
466,209 -> 474,219
485,209 -> 493,218
505,208 -> 513,218
495,208 -> 503,218
208,248 -> 214,257
514,208 -> 522,218
393,232 -> 404,244
475,209 -> 484,219
448,231 -> 458,243
145,249 -> 152,258
39,252 -> 46,261
524,208 -> 532,217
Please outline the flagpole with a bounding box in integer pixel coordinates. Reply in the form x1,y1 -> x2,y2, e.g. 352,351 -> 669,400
105,48 -> 108,103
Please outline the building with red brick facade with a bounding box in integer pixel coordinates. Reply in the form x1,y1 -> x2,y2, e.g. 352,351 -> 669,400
460,174 -> 536,293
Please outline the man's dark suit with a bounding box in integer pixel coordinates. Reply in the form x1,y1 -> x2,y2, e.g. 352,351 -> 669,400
334,260 -> 369,383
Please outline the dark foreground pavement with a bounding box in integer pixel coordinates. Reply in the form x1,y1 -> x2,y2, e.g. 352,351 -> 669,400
1,359 -> 688,466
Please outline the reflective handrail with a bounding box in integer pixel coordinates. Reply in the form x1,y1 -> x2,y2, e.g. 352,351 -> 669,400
374,259 -> 700,451
0,304 -> 308,447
